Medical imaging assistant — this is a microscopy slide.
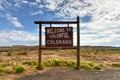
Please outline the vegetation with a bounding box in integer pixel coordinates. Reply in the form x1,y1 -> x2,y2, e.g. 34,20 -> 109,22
0,59 -> 3,62
0,64 -> 14,75
111,63 -> 120,67
81,61 -> 101,70
17,51 -> 28,55
5,67 -> 14,74
0,67 -> 5,75
36,64 -> 44,70
24,60 -> 37,67
43,59 -> 76,67
43,59 -> 101,70
15,65 -> 25,73
81,49 -> 120,54
0,46 -> 119,79
6,51 -> 13,56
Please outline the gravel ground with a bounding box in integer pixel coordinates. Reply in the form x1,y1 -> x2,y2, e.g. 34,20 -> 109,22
17,68 -> 120,80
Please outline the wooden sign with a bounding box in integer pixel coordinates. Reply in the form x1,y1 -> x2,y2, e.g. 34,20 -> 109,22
45,27 -> 73,47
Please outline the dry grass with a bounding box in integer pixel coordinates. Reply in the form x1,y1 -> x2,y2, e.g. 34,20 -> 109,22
0,46 -> 120,79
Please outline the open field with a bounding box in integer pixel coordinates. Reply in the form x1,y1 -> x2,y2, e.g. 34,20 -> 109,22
0,46 -> 120,80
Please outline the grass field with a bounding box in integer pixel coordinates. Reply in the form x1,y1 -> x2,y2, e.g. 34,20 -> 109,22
0,46 -> 120,80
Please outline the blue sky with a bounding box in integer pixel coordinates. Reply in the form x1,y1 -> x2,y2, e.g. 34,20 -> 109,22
0,0 -> 120,47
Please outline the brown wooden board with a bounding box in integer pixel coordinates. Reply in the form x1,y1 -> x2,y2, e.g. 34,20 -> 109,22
45,27 -> 73,47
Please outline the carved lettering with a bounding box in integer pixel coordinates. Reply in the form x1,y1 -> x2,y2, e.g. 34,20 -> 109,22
45,27 -> 73,47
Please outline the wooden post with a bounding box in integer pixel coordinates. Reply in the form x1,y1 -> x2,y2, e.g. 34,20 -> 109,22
67,24 -> 69,27
77,16 -> 80,70
50,24 -> 52,27
38,23 -> 42,69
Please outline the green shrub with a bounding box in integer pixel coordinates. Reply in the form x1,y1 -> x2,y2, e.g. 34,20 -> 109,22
43,60 -> 53,67
5,67 -> 14,74
15,65 -> 25,73
1,64 -> 6,68
88,62 -> 94,67
0,59 -> 3,62
111,63 -> 120,67
36,64 -> 44,70
0,68 -> 5,75
53,59 -> 61,66
43,59 -> 76,68
81,64 -> 92,70
24,60 -> 37,67
67,60 -> 76,67
22,51 -> 27,55
7,51 -> 12,56
42,59 -> 101,70
18,51 -> 27,55
94,66 -> 101,70
80,61 -> 102,70
0,64 -> 5,75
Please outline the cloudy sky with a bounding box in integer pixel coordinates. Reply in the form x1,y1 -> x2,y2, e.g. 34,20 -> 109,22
0,0 -> 120,46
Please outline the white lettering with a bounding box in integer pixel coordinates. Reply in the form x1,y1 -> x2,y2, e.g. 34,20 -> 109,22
46,28 -> 65,34
46,40 -> 72,45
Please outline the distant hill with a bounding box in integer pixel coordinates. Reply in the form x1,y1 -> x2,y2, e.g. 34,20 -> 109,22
0,45 -> 38,52
80,46 -> 120,50
0,45 -> 120,52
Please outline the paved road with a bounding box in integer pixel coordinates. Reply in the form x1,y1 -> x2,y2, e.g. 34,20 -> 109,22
17,68 -> 120,80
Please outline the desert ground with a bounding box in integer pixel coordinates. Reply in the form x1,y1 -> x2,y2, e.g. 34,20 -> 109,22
0,46 -> 120,80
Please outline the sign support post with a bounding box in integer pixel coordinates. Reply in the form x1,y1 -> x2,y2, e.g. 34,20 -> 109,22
38,23 -> 42,69
77,16 -> 80,70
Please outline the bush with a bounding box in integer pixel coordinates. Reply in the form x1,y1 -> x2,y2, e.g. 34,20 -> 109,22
5,67 -> 14,74
7,51 -> 12,56
94,66 -> 101,70
43,59 -> 76,68
43,60 -> 53,67
81,64 -> 92,70
42,59 -> 102,70
111,63 -> 120,67
22,51 -> 28,55
0,68 -> 5,75
53,59 -> 61,66
67,60 -> 76,67
15,65 -> 25,73
24,60 -> 37,67
36,64 -> 44,70
80,61 -> 102,70
0,59 -> 3,62
18,51 -> 27,55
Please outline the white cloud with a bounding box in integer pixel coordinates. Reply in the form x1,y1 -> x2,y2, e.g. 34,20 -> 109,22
29,0 -> 64,11
0,30 -> 39,46
56,0 -> 120,29
0,1 -> 3,10
22,0 -> 28,4
31,10 -> 43,15
37,27 -> 45,32
53,0 -> 120,46
13,0 -> 28,8
35,0 -> 41,3
44,0 -> 64,11
0,0 -> 28,10
28,0 -> 64,16
5,14 -> 23,27
0,0 -> 11,10
80,28 -> 120,46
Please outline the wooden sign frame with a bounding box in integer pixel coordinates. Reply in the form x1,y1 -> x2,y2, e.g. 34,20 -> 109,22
34,16 -> 80,70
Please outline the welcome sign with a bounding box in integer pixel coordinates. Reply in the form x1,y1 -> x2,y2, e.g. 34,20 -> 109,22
45,27 -> 73,47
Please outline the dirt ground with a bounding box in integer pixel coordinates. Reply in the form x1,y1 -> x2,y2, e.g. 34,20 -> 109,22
17,67 -> 120,80
0,49 -> 120,80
